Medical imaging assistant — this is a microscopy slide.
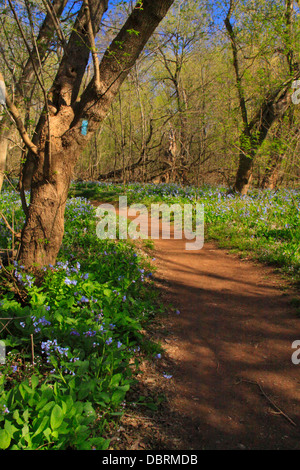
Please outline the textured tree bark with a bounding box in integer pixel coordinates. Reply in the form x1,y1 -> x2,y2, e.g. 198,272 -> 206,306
261,117 -> 289,190
18,0 -> 175,268
19,143 -> 72,267
233,151 -> 254,195
233,84 -> 292,194
261,157 -> 282,190
225,0 -> 298,195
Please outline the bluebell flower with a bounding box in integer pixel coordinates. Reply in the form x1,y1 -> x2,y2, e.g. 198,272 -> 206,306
2,405 -> 9,415
70,329 -> 80,336
84,330 -> 96,337
163,374 -> 173,379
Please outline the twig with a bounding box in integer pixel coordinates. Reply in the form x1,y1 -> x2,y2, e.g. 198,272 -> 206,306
24,0 -> 52,167
4,94 -> 37,155
83,0 -> 101,92
41,0 -> 67,51
235,378 -> 297,427
30,334 -> 35,366
0,209 -> 21,239
12,208 -> 14,254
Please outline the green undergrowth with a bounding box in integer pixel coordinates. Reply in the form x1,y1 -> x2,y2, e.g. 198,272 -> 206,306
0,193 -> 162,450
1,180 -> 299,449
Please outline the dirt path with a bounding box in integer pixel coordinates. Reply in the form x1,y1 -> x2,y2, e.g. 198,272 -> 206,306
96,202 -> 300,450
142,237 -> 300,450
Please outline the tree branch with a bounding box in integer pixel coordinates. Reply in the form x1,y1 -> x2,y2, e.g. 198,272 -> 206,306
70,0 -> 175,136
84,0 -> 101,92
224,1 -> 249,131
4,92 -> 37,155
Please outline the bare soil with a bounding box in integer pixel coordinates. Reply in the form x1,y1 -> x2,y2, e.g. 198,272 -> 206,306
101,203 -> 300,450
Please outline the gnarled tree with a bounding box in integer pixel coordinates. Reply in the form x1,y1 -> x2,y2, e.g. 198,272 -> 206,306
2,0 -> 174,267
225,0 -> 300,194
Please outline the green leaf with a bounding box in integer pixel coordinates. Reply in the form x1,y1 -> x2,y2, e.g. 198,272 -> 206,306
90,437 -> 110,450
12,410 -> 23,426
110,373 -> 122,387
43,427 -> 52,442
32,416 -> 49,438
23,409 -> 29,423
50,404 -> 64,430
111,389 -> 125,404
54,312 -> 63,323
4,420 -> 18,438
103,288 -> 112,297
0,429 -> 11,449
39,400 -> 56,414
31,375 -> 39,389
77,382 -> 92,400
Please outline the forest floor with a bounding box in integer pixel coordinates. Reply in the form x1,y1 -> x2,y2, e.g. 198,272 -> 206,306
103,205 -> 300,450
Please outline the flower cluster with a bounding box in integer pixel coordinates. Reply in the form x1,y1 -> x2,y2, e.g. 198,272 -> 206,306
13,262 -> 34,288
31,315 -> 51,333
41,339 -> 69,362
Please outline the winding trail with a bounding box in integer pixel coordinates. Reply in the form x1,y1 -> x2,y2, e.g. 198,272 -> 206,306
149,235 -> 300,450
98,201 -> 300,450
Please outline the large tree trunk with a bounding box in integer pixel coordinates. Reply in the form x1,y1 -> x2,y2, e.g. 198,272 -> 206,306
261,155 -> 282,190
225,0 -> 298,195
18,0 -> 175,268
261,117 -> 288,190
233,152 -> 254,194
233,84 -> 292,194
19,132 -> 74,266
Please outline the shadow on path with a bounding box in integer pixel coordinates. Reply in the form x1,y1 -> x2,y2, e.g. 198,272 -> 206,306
96,201 -> 300,449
